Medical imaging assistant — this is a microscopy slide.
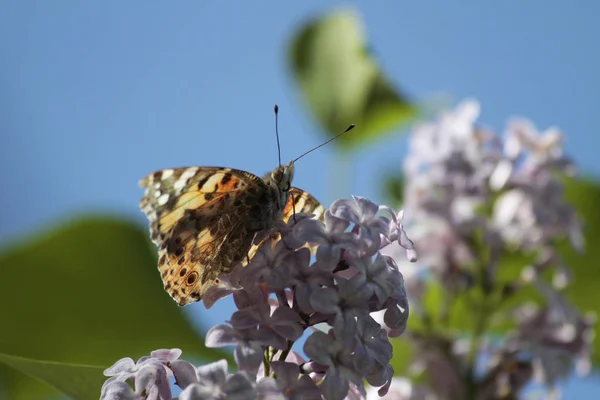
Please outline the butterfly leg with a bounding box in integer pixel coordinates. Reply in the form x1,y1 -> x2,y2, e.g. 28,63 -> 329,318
290,192 -> 298,223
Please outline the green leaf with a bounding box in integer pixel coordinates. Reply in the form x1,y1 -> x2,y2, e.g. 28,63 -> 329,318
382,171 -> 404,208
288,8 -> 417,150
0,215 -> 230,399
561,177 -> 600,366
0,353 -> 105,400
389,337 -> 414,376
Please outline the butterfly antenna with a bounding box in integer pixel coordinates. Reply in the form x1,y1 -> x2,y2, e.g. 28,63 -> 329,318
293,124 -> 355,163
274,104 -> 282,167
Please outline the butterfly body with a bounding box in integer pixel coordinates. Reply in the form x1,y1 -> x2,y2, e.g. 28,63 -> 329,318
139,162 -> 323,306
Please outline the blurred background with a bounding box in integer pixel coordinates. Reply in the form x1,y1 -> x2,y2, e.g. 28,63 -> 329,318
1,1 -> 599,399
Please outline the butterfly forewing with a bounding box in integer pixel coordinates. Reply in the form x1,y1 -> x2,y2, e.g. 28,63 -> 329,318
140,166 -> 266,305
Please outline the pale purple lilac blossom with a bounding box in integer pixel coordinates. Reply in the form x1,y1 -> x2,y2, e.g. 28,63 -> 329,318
101,195 -> 417,399
383,99 -> 594,399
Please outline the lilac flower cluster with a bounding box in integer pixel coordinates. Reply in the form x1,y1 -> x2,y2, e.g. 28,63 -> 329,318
101,196 -> 417,400
382,100 -> 595,398
100,349 -> 259,400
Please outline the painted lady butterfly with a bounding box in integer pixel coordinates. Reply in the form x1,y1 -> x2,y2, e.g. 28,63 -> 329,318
138,106 -> 354,306
139,164 -> 324,306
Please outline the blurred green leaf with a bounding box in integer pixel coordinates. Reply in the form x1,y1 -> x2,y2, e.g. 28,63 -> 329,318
382,171 -> 404,207
389,337 -> 414,376
561,177 -> 600,365
0,215 -> 230,399
0,353 -> 104,400
289,8 -> 417,150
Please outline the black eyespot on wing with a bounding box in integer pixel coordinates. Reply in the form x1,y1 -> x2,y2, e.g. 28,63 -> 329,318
187,272 -> 198,285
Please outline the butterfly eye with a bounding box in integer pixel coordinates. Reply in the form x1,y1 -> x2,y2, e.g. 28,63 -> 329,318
283,184 -> 291,192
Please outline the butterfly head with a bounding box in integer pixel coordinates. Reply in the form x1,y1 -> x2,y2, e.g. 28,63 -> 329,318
272,160 -> 294,191
266,160 -> 295,209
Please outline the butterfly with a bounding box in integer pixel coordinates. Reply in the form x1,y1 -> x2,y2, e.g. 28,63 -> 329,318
139,163 -> 325,306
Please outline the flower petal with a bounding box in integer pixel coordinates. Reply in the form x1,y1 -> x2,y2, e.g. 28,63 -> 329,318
256,377 -> 284,400
234,342 -> 264,375
203,286 -> 236,309
225,372 -> 258,400
304,331 -> 335,366
170,360 -> 198,389
230,309 -> 261,329
195,359 -> 228,387
270,307 -> 304,341
310,287 -> 340,314
103,357 -> 135,376
319,367 -> 349,400
293,218 -> 329,244
205,325 -> 239,347
383,301 -> 409,337
330,198 -> 361,223
290,375 -> 322,400
324,210 -> 350,233
270,361 -> 299,389
134,364 -> 171,400
100,381 -> 141,400
315,245 -> 342,270
353,195 -> 380,221
150,348 -> 182,362
294,282 -> 314,314
179,383 -> 218,400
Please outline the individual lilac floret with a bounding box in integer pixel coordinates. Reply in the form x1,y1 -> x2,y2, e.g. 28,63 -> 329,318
294,210 -> 357,271
101,349 -> 182,400
179,360 -> 257,400
351,253 -> 397,306
304,330 -> 363,400
353,316 -> 393,377
310,277 -> 372,342
508,282 -> 595,386
329,196 -> 394,255
256,361 -> 321,399
379,208 -> 417,263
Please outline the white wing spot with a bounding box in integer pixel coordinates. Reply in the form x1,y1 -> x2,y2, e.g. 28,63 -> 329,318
179,168 -> 198,182
172,168 -> 198,192
157,193 -> 170,206
154,190 -> 162,198
161,169 -> 174,180
173,179 -> 187,191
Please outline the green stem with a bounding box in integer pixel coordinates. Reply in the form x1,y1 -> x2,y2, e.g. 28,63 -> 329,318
465,271 -> 493,399
278,340 -> 294,362
263,348 -> 271,377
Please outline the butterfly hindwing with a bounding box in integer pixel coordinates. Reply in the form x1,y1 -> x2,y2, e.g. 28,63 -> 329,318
285,187 -> 325,221
246,187 -> 325,261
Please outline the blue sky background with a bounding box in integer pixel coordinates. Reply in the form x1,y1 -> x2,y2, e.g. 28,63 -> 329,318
1,1 -> 598,397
